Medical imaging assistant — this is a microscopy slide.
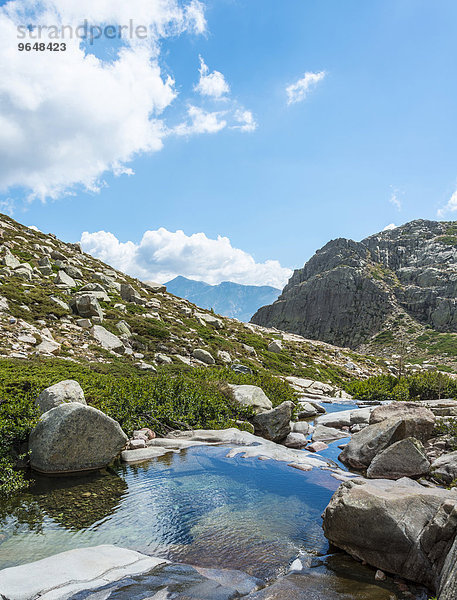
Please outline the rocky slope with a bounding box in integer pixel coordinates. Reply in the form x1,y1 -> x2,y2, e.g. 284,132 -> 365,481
165,276 -> 281,322
0,213 -> 381,382
252,220 -> 457,369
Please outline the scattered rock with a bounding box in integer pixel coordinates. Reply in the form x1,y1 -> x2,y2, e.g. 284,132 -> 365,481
252,401 -> 294,442
143,280 -> 166,293
227,384 -> 273,414
55,270 -> 76,287
72,294 -> 104,320
192,348 -> 215,364
91,325 -> 125,354
307,441 -> 328,452
268,340 -> 282,353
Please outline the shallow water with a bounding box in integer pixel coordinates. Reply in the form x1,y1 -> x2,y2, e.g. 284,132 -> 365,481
0,446 -> 337,578
0,404 -> 428,598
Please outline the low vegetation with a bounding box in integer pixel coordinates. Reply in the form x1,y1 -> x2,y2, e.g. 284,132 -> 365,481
345,371 -> 457,403
0,358 -> 296,495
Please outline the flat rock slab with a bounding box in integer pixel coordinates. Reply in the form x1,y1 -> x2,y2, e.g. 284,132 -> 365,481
0,545 -> 168,600
121,446 -> 177,463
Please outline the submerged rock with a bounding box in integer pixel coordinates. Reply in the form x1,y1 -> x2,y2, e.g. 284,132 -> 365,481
29,403 -> 127,473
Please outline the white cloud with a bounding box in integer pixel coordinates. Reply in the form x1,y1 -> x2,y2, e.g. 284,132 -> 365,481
194,55 -> 229,99
389,188 -> 402,211
0,0 -> 204,200
437,190 -> 457,218
173,105 -> 227,135
383,223 -> 397,231
232,109 -> 257,132
0,0 -> 253,201
80,227 -> 292,288
286,71 -> 325,105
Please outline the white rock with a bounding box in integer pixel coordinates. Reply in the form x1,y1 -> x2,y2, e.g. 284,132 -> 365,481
0,545 -> 168,600
192,348 -> 215,364
91,325 -> 125,354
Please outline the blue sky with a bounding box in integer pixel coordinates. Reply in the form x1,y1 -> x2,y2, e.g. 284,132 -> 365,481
1,0 -> 457,287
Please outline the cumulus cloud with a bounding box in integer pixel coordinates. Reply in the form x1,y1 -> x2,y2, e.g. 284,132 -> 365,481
173,105 -> 227,135
194,55 -> 229,99
0,0 -> 254,201
437,190 -> 457,218
80,227 -> 292,288
383,223 -> 397,231
286,71 -> 325,105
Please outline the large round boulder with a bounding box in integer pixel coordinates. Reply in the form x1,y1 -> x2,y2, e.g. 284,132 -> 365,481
36,380 -> 86,415
29,403 -> 128,474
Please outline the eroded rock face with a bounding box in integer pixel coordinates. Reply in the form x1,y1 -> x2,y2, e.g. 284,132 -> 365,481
251,220 -> 457,347
322,478 -> 457,590
252,401 -> 294,442
37,379 -> 86,415
366,437 -> 430,480
29,403 -> 128,473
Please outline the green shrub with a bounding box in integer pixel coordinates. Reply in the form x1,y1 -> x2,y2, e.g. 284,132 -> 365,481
346,371 -> 457,403
0,359 -> 295,495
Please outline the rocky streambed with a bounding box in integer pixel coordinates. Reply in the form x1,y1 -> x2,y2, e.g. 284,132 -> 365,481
2,380 -> 457,599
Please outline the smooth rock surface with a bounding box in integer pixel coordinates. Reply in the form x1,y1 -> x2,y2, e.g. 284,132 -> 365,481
312,424 -> 349,443
37,379 -> 86,414
29,403 -> 128,473
0,545 -> 167,600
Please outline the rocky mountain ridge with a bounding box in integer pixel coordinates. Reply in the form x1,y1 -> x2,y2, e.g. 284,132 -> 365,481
251,220 -> 457,368
165,275 -> 281,322
0,212 -> 382,382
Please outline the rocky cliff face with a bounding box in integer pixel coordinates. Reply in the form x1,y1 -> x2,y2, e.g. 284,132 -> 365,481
251,220 -> 457,349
